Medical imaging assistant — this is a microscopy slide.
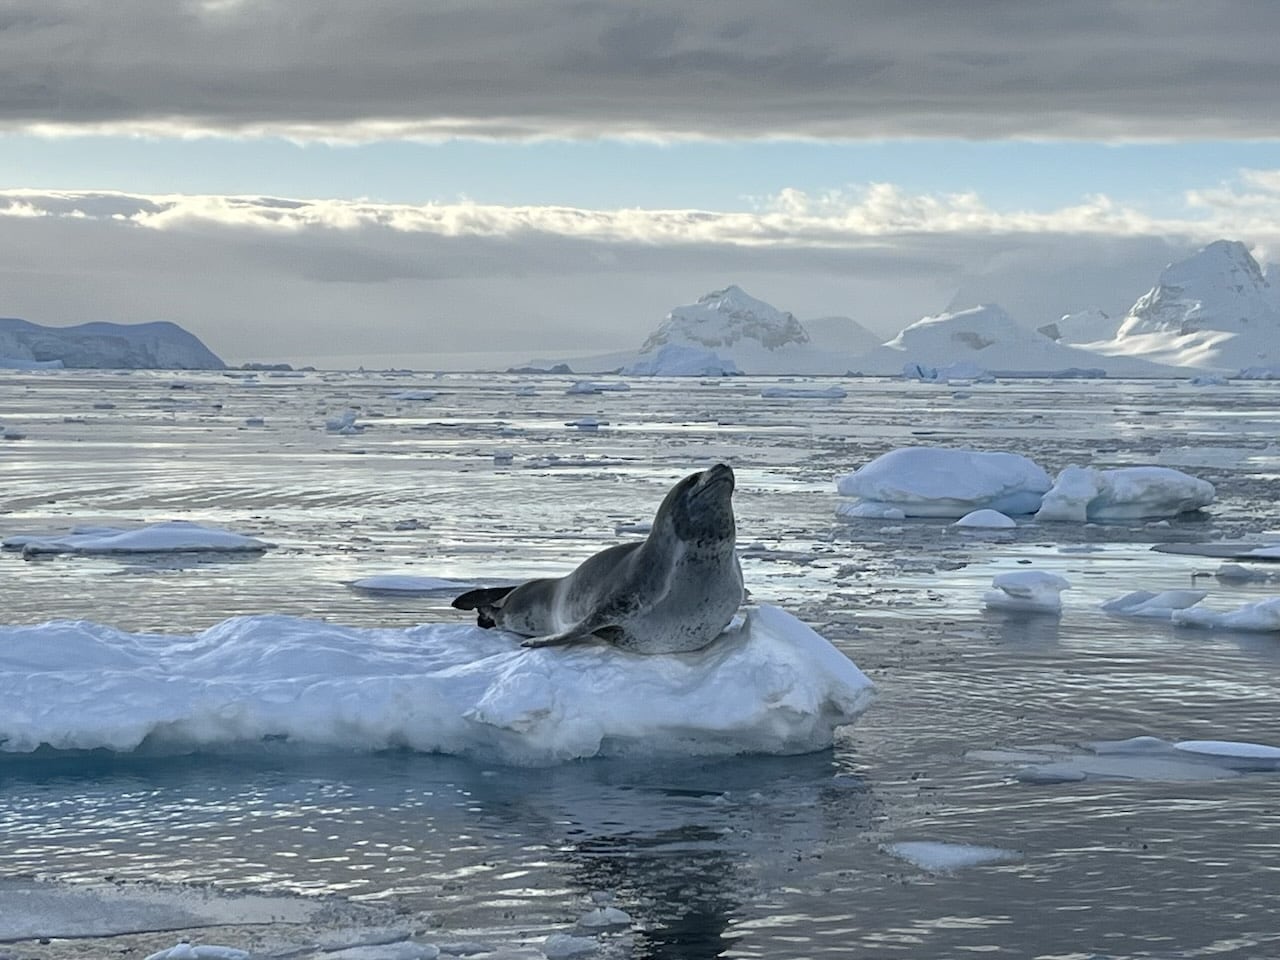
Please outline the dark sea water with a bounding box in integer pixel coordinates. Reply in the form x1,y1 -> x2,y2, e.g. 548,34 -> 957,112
1,370 -> 1278,959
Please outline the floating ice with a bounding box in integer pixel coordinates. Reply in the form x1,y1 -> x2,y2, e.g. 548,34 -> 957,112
565,381 -> 606,395
577,906 -> 632,929
759,385 -> 847,399
348,575 -> 476,594
1215,563 -> 1279,582
1036,465 -> 1215,522
388,389 -> 436,401
901,360 -> 989,383
983,571 -> 1070,614
1174,740 -> 1280,770
325,409 -> 363,433
835,501 -> 907,521
1190,374 -> 1228,386
566,417 -> 606,430
622,343 -> 740,377
999,736 -> 1280,783
1171,596 -> 1280,632
2,521 -> 273,557
543,934 -> 597,958
145,946 -> 250,960
325,943 -> 440,960
0,604 -> 874,764
954,509 -> 1016,529
835,447 -> 1052,518
883,841 -> 1019,872
1100,589 -> 1207,620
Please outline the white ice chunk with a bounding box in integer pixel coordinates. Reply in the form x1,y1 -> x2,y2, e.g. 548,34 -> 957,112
565,381 -> 605,395
1215,563 -> 1279,582
145,946 -> 250,960
325,409 -> 362,432
0,605 -> 874,764
759,385 -> 847,399
836,447 -> 1051,518
349,575 -> 476,594
983,571 -> 1070,613
4,521 -> 273,557
577,906 -> 632,928
1100,589 -> 1207,620
954,509 -> 1016,529
1174,740 -> 1280,770
622,344 -> 740,377
543,934 -> 597,958
835,501 -> 907,520
1172,597 -> 1280,632
1036,465 -> 1215,522
883,841 -> 1019,872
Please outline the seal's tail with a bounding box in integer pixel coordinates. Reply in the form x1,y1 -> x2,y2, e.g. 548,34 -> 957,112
451,586 -> 517,629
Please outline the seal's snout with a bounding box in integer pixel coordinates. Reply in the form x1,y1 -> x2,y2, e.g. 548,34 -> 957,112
699,462 -> 735,494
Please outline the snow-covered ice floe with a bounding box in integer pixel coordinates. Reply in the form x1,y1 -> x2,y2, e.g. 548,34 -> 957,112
835,447 -> 1051,518
1171,596 -> 1280,632
348,575 -> 478,594
1100,589 -> 1208,620
954,509 -> 1016,529
2,521 -> 273,557
883,841 -> 1019,873
973,736 -> 1280,783
1036,465 -> 1214,522
0,605 -> 874,764
983,571 -> 1070,614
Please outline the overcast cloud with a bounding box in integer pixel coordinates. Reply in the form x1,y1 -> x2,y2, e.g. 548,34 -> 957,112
4,0 -> 1280,140
3,180 -> 1274,366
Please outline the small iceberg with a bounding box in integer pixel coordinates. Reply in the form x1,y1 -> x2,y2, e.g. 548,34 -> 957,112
883,841 -> 1019,873
836,447 -> 1051,518
1172,596 -> 1280,632
2,521 -> 273,558
1100,589 -> 1207,620
1036,465 -> 1214,522
954,509 -> 1016,529
996,736 -> 1280,783
983,571 -> 1070,614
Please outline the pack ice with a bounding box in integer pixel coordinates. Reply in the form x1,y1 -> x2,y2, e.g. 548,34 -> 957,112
0,605 -> 875,764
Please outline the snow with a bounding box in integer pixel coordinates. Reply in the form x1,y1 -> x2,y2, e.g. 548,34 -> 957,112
1171,597 -> 1280,632
1083,240 -> 1280,372
759,384 -> 847,399
855,304 -> 1178,377
2,521 -> 273,557
883,841 -> 1019,873
1036,466 -> 1215,522
1101,590 -> 1207,620
835,447 -> 1052,518
954,509 -> 1016,529
621,343 -> 740,376
349,575 -> 476,594
1042,308 -> 1120,345
982,571 -> 1070,614
0,604 -> 875,764
0,317 -> 225,370
643,285 -> 810,352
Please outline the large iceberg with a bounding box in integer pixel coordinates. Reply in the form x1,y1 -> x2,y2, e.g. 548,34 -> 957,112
621,343 -> 740,377
1035,466 -> 1215,522
0,605 -> 875,764
835,447 -> 1052,518
0,318 -> 225,370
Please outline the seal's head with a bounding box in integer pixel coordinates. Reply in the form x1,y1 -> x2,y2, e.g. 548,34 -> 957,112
656,463 -> 736,544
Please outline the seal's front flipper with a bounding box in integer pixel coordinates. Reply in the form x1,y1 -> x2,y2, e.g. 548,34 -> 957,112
520,630 -> 589,649
451,586 -> 516,611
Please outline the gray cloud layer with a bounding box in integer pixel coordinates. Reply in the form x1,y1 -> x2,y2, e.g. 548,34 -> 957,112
3,0 -> 1279,139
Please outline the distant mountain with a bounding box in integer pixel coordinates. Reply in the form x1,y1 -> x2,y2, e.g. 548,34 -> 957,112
855,303 -> 1180,377
0,318 -> 225,370
801,315 -> 885,355
641,285 -> 809,352
1038,309 -> 1119,345
1080,240 -> 1280,372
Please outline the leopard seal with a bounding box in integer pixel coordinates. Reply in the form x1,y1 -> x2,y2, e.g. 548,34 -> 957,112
451,463 -> 743,653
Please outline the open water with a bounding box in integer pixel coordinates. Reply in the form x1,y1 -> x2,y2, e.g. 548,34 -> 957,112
1,370 -> 1278,959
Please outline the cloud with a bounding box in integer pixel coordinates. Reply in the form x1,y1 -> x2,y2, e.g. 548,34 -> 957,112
1,175 -> 1276,366
3,1 -> 1280,141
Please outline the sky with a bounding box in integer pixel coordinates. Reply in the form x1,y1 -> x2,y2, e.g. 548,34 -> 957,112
3,0 -> 1280,368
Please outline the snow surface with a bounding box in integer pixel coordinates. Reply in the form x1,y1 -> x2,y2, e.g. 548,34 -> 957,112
883,841 -> 1019,872
1041,309 -> 1120,345
1036,466 -> 1215,522
836,447 -> 1052,518
983,571 -> 1070,614
1171,597 -> 1280,632
0,604 -> 875,764
0,317 -> 225,370
621,343 -> 740,376
1083,241 -> 1280,372
1101,589 -> 1207,620
2,521 -> 273,557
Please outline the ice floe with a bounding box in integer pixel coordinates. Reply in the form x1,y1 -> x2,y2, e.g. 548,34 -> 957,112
983,736 -> 1280,783
759,385 -> 847,399
954,509 -> 1016,529
325,408 -> 363,433
0,604 -> 874,764
883,841 -> 1019,872
543,933 -> 598,958
1100,589 -> 1208,620
983,571 -> 1070,614
1036,465 -> 1215,522
835,447 -> 1051,518
2,521 -> 273,557
1171,596 -> 1280,632
348,575 -> 477,594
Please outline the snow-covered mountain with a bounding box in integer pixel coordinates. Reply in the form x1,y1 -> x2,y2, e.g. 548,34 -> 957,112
0,318 -> 226,370
854,304 -> 1180,377
641,285 -> 809,352
1080,241 -> 1280,372
801,315 -> 885,355
1038,309 -> 1120,345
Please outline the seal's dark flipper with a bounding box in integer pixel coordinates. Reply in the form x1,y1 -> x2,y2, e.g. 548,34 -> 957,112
451,586 -> 516,611
521,631 -> 588,649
